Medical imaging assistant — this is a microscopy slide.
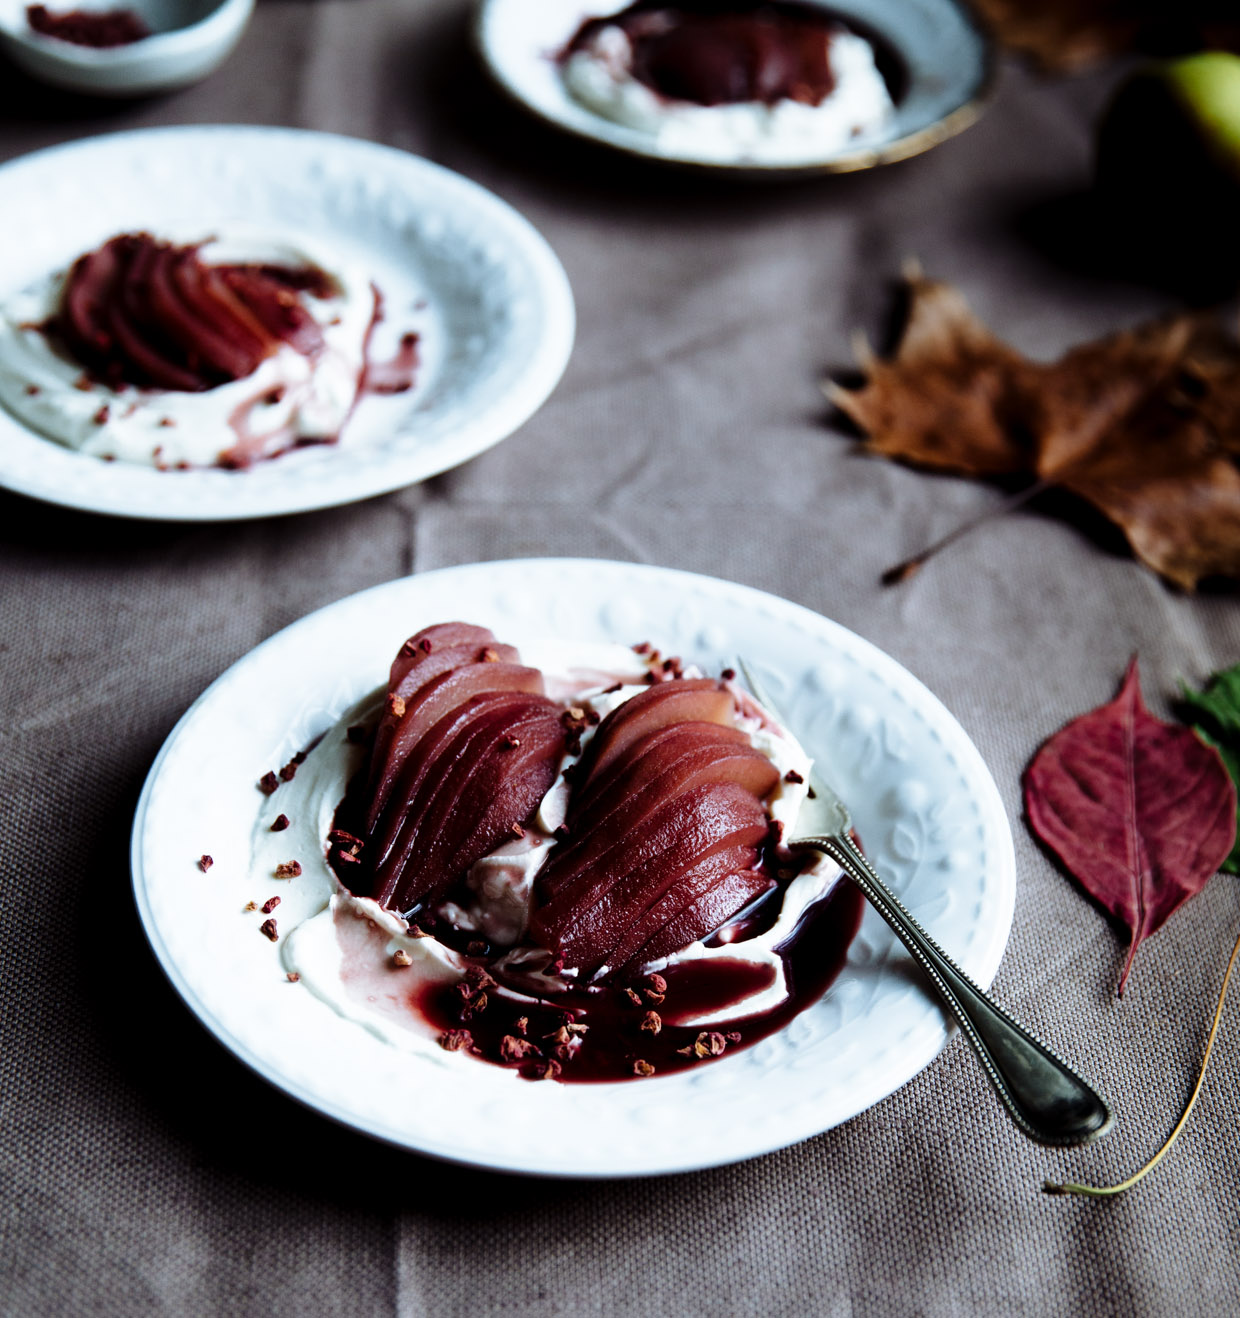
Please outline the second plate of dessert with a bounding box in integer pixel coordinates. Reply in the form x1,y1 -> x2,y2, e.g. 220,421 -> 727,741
0,126 -> 575,520
475,0 -> 994,174
132,559 -> 1015,1177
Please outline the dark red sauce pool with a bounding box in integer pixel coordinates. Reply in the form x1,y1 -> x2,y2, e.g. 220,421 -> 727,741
26,4 -> 150,48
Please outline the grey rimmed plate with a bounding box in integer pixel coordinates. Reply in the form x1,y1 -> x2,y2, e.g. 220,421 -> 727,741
474,0 -> 995,176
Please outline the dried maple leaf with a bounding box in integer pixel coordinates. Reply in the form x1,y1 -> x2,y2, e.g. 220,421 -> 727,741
828,272 -> 1240,589
826,275 -> 1033,478
1024,658 -> 1237,994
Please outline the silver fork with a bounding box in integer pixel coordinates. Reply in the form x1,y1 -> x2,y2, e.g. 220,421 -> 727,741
739,660 -> 1112,1147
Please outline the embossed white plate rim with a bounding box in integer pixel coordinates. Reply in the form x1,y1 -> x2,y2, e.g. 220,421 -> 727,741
132,559 -> 1015,1177
0,125 -> 575,521
474,0 -> 994,175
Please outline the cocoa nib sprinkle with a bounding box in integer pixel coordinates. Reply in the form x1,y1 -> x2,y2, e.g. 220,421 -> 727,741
721,666 -> 737,681
278,750 -> 307,783
677,1031 -> 728,1060
438,1029 -> 473,1053
270,813 -> 290,832
500,1035 -> 542,1063
784,769 -> 805,784
261,896 -> 281,915
258,771 -> 280,796
259,918 -> 279,942
274,860 -> 302,879
196,854 -> 213,872
524,1057 -> 562,1081
328,828 -> 364,865
286,971 -> 301,983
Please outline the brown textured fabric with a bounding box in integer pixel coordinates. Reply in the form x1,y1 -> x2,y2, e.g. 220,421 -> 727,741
2,4 -> 1239,1315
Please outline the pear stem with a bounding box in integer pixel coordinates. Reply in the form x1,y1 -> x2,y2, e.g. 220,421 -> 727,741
1043,922 -> 1240,1199
881,479 -> 1053,586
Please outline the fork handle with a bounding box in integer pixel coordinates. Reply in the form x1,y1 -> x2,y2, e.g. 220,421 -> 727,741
807,832 -> 1112,1147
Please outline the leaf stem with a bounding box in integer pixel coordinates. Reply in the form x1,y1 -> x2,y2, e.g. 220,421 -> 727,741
1043,923 -> 1240,1198
881,479 -> 1053,586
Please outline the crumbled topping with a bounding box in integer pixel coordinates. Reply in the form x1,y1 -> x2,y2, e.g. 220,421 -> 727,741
243,901 -> 258,912
499,734 -> 521,750
633,1060 -> 656,1077
500,1035 -> 541,1063
196,854 -> 213,872
261,896 -> 281,915
388,694 -> 406,718
640,1011 -> 662,1035
258,771 -> 280,795
392,949 -> 412,967
692,1031 -> 727,1058
479,647 -> 500,662
784,769 -> 804,785
270,814 -> 290,832
286,971 -> 300,983
259,918 -> 279,942
514,1016 -> 529,1036
463,966 -> 497,992
274,860 -> 302,879
525,1058 -> 562,1081
438,1029 -> 472,1052
623,987 -> 643,1008
721,667 -> 737,681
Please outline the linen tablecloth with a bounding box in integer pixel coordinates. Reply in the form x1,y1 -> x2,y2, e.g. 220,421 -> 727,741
2,3 -> 1238,1314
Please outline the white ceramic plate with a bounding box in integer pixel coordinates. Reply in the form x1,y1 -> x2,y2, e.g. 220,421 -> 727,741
132,559 -> 1015,1177
0,127 -> 575,520
475,0 -> 994,175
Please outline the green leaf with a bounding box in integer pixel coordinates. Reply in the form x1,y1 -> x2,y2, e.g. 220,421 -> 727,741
1181,663 -> 1240,875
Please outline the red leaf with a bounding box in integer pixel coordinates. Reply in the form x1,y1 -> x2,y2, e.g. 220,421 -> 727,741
1024,658 -> 1237,995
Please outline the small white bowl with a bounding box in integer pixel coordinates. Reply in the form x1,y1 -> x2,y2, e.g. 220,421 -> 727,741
0,0 -> 253,96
